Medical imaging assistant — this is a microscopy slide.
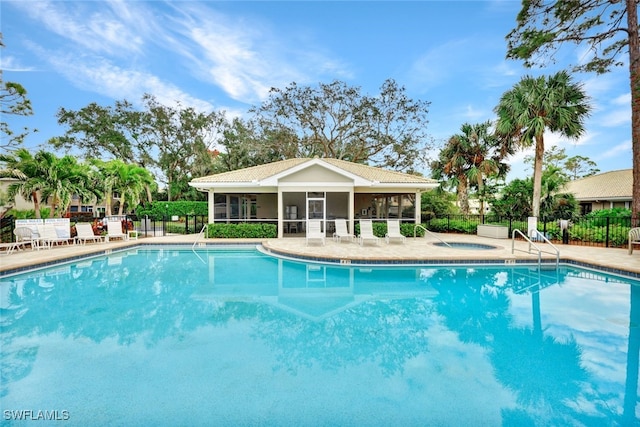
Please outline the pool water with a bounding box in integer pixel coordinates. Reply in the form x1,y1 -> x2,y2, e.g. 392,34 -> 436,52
1,247 -> 638,426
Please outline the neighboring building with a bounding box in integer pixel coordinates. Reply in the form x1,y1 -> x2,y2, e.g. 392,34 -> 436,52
0,178 -> 33,211
189,157 -> 439,238
562,169 -> 632,215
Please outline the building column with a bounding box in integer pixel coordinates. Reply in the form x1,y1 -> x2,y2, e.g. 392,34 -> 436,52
208,190 -> 215,224
348,189 -> 355,234
415,191 -> 421,224
277,189 -> 283,238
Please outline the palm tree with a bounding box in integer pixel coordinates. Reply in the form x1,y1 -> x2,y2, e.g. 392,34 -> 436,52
0,148 -> 43,218
101,160 -> 154,216
431,134 -> 472,213
33,151 -> 95,218
494,71 -> 591,218
460,121 -> 511,214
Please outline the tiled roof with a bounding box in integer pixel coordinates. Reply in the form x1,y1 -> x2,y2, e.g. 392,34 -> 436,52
191,158 -> 436,184
563,169 -> 632,200
191,158 -> 306,183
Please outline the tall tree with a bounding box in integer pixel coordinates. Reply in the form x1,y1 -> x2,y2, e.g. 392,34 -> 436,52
564,155 -> 600,179
52,100 -> 150,166
431,134 -> 473,214
251,79 -> 432,172
140,94 -> 223,201
0,33 -> 36,150
505,0 -> 639,220
461,121 -> 511,214
494,71 -> 591,218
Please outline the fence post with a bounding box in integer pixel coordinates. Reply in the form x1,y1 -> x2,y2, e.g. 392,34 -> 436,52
605,216 -> 610,248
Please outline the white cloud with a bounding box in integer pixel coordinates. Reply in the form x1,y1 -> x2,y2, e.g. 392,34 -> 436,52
45,51 -> 214,112
12,0 -> 146,56
164,3 -> 351,104
0,55 -> 35,72
597,140 -> 631,159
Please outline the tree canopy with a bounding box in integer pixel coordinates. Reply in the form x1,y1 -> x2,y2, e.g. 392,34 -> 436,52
505,0 -> 639,220
251,79 -> 432,173
494,71 -> 591,218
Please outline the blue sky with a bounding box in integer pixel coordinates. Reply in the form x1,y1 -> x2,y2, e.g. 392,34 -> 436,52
2,0 -> 632,181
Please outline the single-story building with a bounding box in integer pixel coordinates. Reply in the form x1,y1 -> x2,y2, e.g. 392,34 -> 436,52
562,169 -> 632,215
189,157 -> 439,238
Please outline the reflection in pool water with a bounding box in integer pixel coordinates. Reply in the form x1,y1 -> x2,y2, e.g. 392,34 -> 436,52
0,247 -> 638,426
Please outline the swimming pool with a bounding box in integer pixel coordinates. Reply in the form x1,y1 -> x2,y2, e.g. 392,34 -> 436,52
1,246 -> 638,426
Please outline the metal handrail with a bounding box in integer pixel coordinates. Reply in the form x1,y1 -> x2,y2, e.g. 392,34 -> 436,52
414,224 -> 452,247
512,229 -> 559,267
192,224 -> 208,250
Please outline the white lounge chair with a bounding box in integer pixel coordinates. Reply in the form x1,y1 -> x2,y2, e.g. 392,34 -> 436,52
333,219 -> 354,243
306,219 -> 325,246
629,227 -> 640,254
75,223 -> 105,245
385,219 -> 406,244
358,219 -> 380,246
36,224 -> 71,248
106,220 -> 128,242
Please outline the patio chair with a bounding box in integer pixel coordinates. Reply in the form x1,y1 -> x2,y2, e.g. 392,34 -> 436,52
333,218 -> 354,243
306,219 -> 325,246
385,219 -> 406,244
6,226 -> 38,254
106,220 -> 128,242
629,227 -> 640,254
36,224 -> 71,249
358,219 -> 380,246
75,223 -> 105,245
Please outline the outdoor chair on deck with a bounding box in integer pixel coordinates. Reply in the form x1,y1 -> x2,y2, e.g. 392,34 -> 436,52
36,224 -> 72,249
75,223 -> 105,245
306,219 -> 325,246
385,219 -> 406,244
629,228 -> 640,254
333,218 -> 354,243
106,220 -> 128,242
6,226 -> 38,254
358,219 -> 380,246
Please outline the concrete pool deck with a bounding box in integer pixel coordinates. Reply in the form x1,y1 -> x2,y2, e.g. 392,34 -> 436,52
1,232 -> 639,278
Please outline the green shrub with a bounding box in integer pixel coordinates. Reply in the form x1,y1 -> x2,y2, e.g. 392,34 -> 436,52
136,201 -> 208,219
207,223 -> 277,239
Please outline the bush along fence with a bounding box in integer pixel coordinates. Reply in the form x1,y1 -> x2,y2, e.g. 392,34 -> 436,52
422,214 -> 636,248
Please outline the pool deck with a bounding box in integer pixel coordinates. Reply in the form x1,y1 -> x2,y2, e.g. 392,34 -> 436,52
1,232 -> 639,278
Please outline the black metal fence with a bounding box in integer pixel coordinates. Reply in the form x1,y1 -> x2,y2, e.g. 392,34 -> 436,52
1,213 -> 636,248
422,214 -> 634,248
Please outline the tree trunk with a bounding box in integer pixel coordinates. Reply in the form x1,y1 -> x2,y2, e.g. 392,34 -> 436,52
627,0 -> 640,226
477,172 -> 484,214
105,191 -> 112,216
458,175 -> 470,214
32,191 -> 41,219
532,134 -> 545,218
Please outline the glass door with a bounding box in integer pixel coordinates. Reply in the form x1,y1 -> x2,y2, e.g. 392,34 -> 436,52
307,192 -> 326,232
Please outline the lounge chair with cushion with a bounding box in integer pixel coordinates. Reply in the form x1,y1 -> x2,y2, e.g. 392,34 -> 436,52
75,223 -> 105,245
306,219 -> 326,246
333,218 -> 354,243
358,219 -> 380,246
385,219 -> 406,244
106,220 -> 128,242
629,227 -> 640,254
36,224 -> 71,249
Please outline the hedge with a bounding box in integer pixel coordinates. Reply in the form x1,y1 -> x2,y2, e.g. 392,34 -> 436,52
207,223 -> 277,239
